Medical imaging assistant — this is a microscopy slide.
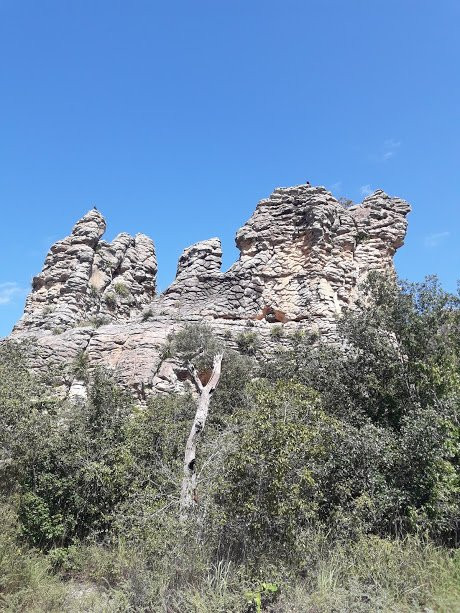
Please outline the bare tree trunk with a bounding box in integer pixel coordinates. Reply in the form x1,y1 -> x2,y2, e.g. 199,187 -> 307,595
180,353 -> 223,520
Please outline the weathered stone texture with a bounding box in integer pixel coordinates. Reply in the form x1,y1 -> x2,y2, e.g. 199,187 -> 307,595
7,184 -> 410,399
14,210 -> 157,333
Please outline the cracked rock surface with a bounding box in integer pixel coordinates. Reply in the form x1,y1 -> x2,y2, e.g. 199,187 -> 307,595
14,210 -> 157,333
7,184 -> 410,399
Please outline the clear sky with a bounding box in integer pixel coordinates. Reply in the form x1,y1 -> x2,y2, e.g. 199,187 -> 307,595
1,0 -> 459,337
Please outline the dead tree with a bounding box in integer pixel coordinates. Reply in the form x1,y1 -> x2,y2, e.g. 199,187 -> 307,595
179,352 -> 223,520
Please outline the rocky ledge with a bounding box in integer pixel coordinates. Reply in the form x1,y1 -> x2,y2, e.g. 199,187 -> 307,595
7,184 -> 410,399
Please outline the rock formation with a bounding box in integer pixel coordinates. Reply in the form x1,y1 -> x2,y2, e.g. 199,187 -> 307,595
15,210 -> 157,333
7,184 -> 410,399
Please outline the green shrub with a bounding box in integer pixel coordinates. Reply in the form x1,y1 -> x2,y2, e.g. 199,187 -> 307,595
338,196 -> 355,208
104,292 -> 117,309
0,503 -> 68,611
88,284 -> 100,299
141,307 -> 154,321
236,331 -> 261,356
70,349 -> 89,381
17,369 -> 134,550
113,282 -> 130,298
215,380 -> 324,555
261,274 -> 460,542
270,325 -> 284,340
77,315 -> 110,328
162,322 -> 223,371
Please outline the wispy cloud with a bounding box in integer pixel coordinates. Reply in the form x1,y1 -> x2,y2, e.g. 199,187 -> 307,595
381,138 -> 401,161
329,181 -> 342,193
0,282 -> 27,305
360,184 -> 373,197
424,231 -> 450,248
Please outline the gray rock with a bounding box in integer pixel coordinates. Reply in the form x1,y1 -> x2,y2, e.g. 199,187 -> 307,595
14,210 -> 157,333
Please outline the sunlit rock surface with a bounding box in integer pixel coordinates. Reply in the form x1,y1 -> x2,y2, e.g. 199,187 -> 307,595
8,184 -> 410,399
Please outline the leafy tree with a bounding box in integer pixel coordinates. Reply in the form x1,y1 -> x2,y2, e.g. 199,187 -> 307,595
260,274 -> 460,542
18,369 -> 133,549
216,380 -> 325,556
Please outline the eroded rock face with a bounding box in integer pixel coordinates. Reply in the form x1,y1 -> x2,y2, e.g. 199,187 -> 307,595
14,210 -> 157,333
153,185 -> 410,328
8,184 -> 410,399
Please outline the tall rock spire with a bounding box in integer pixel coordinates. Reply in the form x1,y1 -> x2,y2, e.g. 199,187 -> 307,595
14,209 -> 157,333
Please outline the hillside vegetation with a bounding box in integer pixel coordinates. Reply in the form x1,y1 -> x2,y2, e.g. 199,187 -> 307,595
0,274 -> 459,612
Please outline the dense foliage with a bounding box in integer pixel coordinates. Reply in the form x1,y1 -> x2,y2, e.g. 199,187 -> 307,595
0,275 -> 459,611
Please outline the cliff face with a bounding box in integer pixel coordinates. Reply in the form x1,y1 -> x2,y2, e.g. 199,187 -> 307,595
8,184 -> 410,398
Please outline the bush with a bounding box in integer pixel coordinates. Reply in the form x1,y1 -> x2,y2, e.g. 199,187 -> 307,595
113,282 -> 130,298
18,369 -> 134,550
0,341 -> 56,495
260,274 -> 460,543
269,325 -> 284,340
0,503 -> 69,611
162,322 -> 223,372
88,284 -> 100,299
70,349 -> 89,381
104,292 -> 117,309
141,307 -> 154,321
215,380 -> 324,556
236,331 -> 261,356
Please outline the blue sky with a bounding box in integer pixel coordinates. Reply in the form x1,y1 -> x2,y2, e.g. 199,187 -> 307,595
1,0 -> 459,337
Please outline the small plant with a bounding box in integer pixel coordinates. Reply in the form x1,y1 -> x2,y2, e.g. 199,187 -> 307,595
223,329 -> 232,340
77,319 -> 92,328
70,349 -> 89,381
97,256 -> 110,272
236,331 -> 261,356
104,292 -> 117,309
113,282 -> 130,298
52,327 -> 64,336
246,582 -> 279,613
89,284 -> 101,299
77,315 -> 110,328
338,196 -> 355,208
93,315 -> 110,328
42,305 -> 55,315
142,308 -> 154,322
270,325 -> 284,340
356,231 -> 369,245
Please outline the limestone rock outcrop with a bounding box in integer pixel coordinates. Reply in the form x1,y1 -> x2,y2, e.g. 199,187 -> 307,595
7,184 -> 410,399
14,210 -> 157,333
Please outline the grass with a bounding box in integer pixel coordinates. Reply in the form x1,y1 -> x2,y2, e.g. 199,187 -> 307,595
272,535 -> 460,612
2,502 -> 459,612
113,282 -> 130,298
51,531 -> 460,613
104,292 -> 117,309
0,505 -> 125,612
